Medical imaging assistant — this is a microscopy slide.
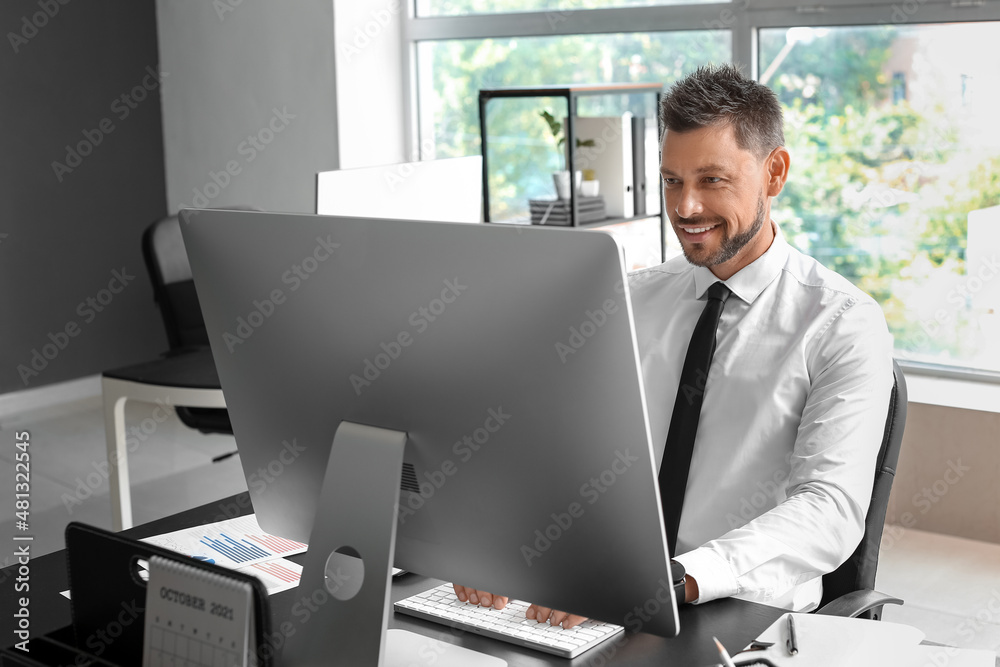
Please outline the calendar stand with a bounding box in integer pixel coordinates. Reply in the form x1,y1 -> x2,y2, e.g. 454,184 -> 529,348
0,523 -> 272,667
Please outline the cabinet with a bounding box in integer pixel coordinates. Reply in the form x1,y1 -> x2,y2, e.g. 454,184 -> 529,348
478,83 -> 666,262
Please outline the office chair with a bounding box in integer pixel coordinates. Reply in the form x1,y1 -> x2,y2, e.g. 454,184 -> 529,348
815,359 -> 908,620
140,213 -> 235,434
102,210 -> 253,531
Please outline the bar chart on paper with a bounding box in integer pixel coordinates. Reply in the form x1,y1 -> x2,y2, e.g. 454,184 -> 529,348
201,533 -> 271,564
241,559 -> 303,594
251,561 -> 300,583
142,515 -> 307,569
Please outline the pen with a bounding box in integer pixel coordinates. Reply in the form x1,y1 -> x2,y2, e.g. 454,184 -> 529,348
786,614 -> 798,655
714,636 -> 737,667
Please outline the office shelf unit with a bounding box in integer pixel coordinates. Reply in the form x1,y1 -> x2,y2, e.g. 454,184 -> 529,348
478,83 -> 666,261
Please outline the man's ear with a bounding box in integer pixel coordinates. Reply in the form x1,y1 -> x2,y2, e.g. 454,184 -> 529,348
765,146 -> 790,197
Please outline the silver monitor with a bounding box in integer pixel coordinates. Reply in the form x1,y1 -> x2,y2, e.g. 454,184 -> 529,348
180,209 -> 677,662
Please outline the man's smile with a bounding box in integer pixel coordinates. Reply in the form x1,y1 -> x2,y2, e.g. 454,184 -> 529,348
677,223 -> 722,241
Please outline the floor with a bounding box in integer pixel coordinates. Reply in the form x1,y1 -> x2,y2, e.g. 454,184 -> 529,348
2,393 -> 999,654
0,392 -> 248,567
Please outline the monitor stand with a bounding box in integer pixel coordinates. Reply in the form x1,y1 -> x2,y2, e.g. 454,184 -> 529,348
282,422 -> 507,667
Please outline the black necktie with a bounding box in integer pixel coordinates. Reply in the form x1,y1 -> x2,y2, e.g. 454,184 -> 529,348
659,281 -> 731,556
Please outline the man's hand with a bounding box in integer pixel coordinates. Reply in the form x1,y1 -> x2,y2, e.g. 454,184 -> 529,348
452,585 -> 588,629
684,574 -> 700,604
452,584 -> 507,610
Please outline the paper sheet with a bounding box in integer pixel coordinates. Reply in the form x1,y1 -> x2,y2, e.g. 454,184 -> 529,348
141,514 -> 306,568
238,558 -> 302,595
742,614 -> 996,666
741,613 -> 925,666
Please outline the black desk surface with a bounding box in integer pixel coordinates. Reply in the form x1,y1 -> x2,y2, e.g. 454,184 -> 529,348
3,493 -> 784,666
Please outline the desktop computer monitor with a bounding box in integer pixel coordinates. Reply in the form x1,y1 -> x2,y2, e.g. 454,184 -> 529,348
180,209 -> 678,658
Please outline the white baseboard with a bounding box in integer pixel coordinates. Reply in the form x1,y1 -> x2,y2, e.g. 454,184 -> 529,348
0,374 -> 102,423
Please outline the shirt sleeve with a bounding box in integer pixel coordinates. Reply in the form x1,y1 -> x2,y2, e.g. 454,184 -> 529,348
675,298 -> 895,607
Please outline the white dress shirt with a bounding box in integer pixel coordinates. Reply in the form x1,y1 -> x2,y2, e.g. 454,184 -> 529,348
629,223 -> 894,611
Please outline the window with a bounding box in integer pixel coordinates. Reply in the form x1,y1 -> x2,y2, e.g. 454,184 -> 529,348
404,3 -> 1000,376
417,31 -> 729,161
418,31 -> 728,235
760,23 -> 1000,373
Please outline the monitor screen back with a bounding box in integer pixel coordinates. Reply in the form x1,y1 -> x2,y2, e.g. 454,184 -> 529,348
181,209 -> 676,635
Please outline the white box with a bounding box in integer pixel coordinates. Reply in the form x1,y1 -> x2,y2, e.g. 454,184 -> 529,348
568,115 -> 634,219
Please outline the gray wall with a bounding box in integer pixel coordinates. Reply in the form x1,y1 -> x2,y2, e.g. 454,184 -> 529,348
887,402 -> 1000,544
0,0 -> 168,394
0,0 -> 342,396
156,0 -> 340,214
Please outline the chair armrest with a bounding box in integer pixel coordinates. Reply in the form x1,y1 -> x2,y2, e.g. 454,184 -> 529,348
815,589 -> 903,618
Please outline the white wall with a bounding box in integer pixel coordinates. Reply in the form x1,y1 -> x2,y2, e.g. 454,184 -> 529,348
333,0 -> 408,168
156,0 -> 339,214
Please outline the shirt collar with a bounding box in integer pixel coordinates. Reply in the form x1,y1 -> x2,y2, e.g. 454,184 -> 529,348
691,222 -> 789,304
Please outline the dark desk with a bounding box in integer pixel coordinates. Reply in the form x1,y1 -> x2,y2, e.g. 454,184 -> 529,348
3,493 -> 784,665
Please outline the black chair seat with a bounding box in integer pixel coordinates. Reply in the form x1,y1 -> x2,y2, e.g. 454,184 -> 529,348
102,213 -> 252,530
104,347 -> 221,390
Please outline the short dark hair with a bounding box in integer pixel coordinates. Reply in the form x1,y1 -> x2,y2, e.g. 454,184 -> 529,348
659,63 -> 784,159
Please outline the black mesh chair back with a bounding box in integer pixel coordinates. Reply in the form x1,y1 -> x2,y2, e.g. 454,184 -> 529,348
142,215 -> 210,350
141,211 -> 260,435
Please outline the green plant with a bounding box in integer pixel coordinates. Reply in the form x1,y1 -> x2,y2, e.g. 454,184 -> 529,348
539,109 -> 595,150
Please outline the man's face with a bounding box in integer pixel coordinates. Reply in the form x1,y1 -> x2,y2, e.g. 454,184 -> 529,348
660,123 -> 775,278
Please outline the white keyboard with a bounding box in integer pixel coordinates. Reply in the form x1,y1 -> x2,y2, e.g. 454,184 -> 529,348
394,584 -> 624,659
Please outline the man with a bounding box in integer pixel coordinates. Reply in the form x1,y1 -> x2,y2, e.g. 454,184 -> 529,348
632,62 -> 893,611
457,63 -> 893,623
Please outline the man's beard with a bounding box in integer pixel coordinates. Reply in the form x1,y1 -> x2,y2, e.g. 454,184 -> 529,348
678,194 -> 767,268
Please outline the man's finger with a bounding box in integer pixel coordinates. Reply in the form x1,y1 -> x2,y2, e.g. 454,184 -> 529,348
561,613 -> 588,629
527,605 -> 552,623
452,585 -> 508,610
475,590 -> 509,609
549,610 -> 569,627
